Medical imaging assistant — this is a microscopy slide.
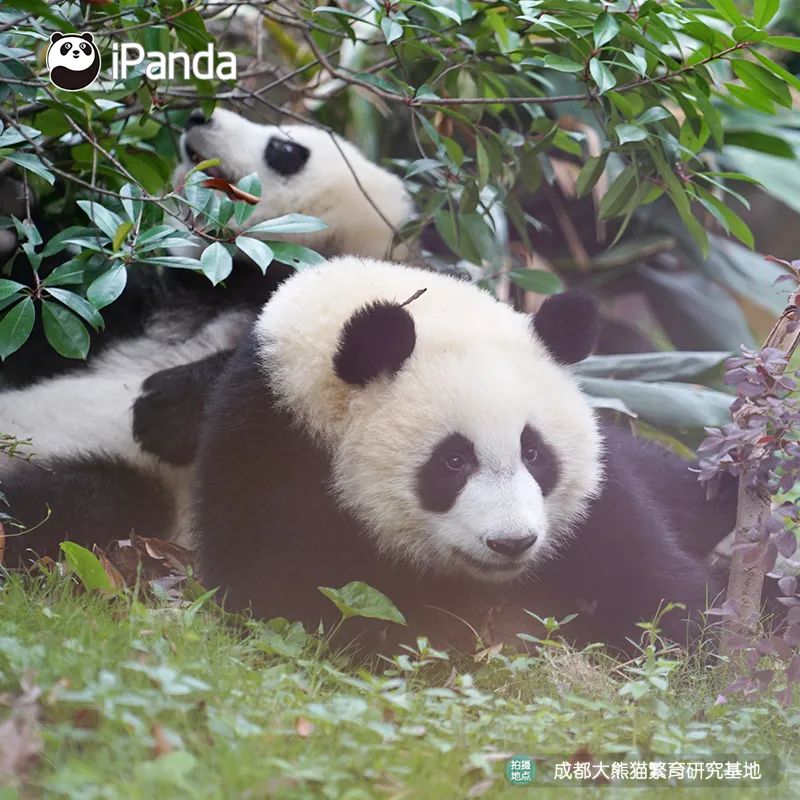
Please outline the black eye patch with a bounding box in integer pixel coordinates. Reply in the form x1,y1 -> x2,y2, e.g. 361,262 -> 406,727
61,41 -> 72,56
416,433 -> 477,512
80,42 -> 91,53
521,424 -> 559,496
265,136 -> 310,176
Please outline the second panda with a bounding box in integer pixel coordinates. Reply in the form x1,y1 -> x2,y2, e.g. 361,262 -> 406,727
192,257 -> 736,652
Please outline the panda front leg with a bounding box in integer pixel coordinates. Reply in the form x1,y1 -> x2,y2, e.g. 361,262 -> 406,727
132,349 -> 234,466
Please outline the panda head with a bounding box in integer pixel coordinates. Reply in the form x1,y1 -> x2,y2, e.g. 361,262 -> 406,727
174,109 -> 413,260
47,32 -> 101,91
256,259 -> 603,583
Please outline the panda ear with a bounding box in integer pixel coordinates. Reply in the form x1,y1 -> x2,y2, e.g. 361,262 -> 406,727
81,32 -> 94,43
334,301 -> 416,386
50,32 -> 63,43
532,290 -> 599,364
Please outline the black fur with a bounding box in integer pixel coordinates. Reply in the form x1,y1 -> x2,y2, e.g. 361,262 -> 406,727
133,349 -> 233,465
265,137 -> 311,176
521,425 -> 559,496
533,291 -> 600,364
3,456 -> 173,567
193,333 -> 729,654
333,301 -> 416,387
416,433 -> 477,512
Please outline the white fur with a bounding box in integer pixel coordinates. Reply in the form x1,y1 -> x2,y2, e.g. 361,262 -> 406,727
173,109 -> 413,260
254,258 -> 604,581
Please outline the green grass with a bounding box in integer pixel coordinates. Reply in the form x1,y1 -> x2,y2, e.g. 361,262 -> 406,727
0,574 -> 798,800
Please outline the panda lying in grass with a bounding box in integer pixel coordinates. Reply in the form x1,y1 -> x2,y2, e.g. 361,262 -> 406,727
181,257 -> 736,653
1,112 -> 412,562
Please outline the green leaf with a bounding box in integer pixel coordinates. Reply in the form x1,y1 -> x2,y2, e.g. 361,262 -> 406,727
4,152 -> 54,185
589,58 -> 616,95
318,581 -> 406,624
381,15 -> 403,44
120,183 -> 143,224
234,173 -> 262,226
706,0 -> 744,24
246,214 -> 329,236
575,153 -> 608,198
41,301 -> 89,360
41,227 -> 95,258
87,265 -> 127,310
764,35 -> 800,53
648,145 -> 709,256
542,55 -> 583,73
696,191 -> 755,249
507,269 -> 563,295
269,242 -> 326,270
60,542 -> 113,592
579,378 -> 733,429
0,279 -> 26,301
598,166 -> 636,220
41,258 -> 86,287
0,297 -> 34,360
638,265 -> 755,350
45,288 -> 104,331
731,59 -> 792,108
576,352 -> 731,382
724,131 -> 794,158
615,124 -> 648,145
593,13 -> 620,48
112,222 -> 134,252
701,235 -> 786,315
77,201 -> 123,240
234,236 -> 274,274
753,0 -> 779,27
199,243 -> 233,286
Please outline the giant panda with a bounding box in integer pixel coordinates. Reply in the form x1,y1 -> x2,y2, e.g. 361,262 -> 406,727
1,113 -> 413,564
191,257 -> 737,653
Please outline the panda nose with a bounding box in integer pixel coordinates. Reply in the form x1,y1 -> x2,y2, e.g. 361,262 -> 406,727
185,109 -> 208,130
485,534 -> 538,558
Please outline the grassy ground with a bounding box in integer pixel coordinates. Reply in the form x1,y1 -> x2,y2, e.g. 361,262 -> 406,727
0,573 -> 798,800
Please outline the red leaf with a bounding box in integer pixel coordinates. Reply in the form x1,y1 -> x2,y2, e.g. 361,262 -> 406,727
202,178 -> 259,205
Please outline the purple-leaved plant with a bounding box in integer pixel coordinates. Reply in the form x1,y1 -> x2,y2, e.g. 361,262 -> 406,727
697,257 -> 800,704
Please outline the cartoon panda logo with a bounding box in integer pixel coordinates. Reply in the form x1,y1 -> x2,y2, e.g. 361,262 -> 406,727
46,32 -> 101,91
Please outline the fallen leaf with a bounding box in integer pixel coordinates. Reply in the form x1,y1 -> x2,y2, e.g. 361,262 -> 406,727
0,680 -> 43,787
295,716 -> 314,738
467,778 -> 494,797
152,723 -> 174,757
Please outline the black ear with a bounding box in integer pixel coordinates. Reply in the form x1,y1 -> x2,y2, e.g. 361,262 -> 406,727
333,301 -> 416,386
50,32 -> 63,43
81,32 -> 94,43
532,290 -> 599,364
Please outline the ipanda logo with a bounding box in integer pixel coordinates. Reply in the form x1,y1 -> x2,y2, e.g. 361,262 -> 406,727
46,32 -> 101,91
46,31 -> 237,91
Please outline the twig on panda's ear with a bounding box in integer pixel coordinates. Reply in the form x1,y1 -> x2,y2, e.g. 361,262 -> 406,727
399,288 -> 427,307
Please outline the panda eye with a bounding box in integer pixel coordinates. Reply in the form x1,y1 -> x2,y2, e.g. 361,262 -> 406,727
61,42 -> 71,55
265,136 -> 311,176
442,452 -> 467,471
81,42 -> 91,53
520,426 -> 541,464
